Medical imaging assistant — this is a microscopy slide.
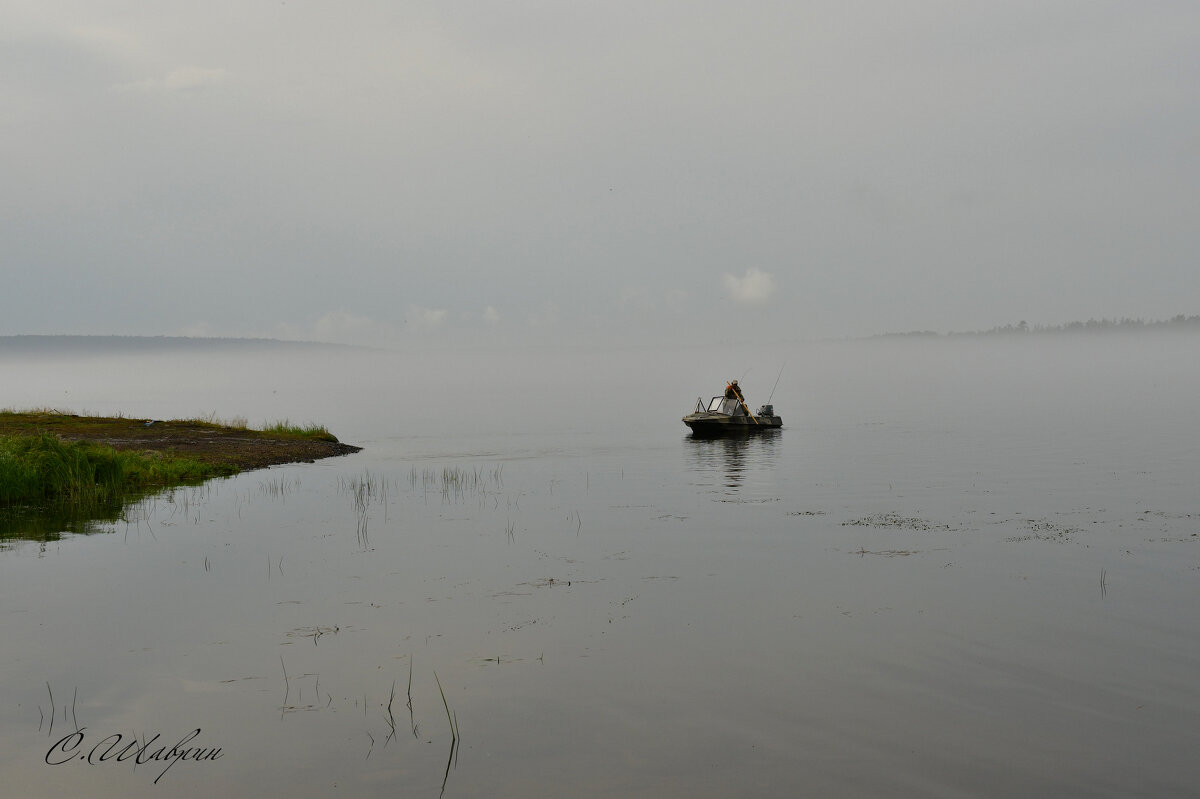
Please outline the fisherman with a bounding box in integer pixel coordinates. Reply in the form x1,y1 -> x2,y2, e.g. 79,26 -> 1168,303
724,379 -> 745,402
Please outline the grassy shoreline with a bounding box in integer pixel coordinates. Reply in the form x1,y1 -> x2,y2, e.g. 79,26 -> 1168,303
0,432 -> 229,505
0,409 -> 359,507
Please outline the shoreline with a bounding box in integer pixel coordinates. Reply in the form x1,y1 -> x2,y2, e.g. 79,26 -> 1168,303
0,411 -> 362,473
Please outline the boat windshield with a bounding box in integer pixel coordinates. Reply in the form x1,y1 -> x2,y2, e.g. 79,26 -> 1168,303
707,397 -> 742,415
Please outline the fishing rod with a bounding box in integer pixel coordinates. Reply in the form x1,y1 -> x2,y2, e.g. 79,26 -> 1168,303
767,362 -> 785,404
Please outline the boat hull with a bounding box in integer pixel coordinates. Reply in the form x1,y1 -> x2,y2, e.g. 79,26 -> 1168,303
682,412 -> 783,436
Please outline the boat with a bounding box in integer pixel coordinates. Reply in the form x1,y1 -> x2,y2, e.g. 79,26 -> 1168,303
682,394 -> 782,436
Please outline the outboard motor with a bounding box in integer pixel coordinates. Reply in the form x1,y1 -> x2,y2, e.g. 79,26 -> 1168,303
757,404 -> 774,417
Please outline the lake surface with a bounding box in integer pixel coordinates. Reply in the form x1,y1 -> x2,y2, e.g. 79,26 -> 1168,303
2,334 -> 1199,797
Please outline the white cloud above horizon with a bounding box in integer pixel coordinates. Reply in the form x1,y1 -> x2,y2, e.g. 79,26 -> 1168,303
406,306 -> 449,331
268,310 -> 402,345
723,268 -> 777,306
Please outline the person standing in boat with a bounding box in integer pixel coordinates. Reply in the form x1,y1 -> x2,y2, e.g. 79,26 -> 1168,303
724,379 -> 745,402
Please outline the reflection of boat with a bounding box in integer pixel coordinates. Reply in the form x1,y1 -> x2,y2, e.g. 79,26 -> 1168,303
684,432 -> 781,493
682,395 -> 783,436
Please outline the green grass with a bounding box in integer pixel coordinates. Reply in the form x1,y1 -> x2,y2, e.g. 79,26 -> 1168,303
0,432 -> 233,506
190,411 -> 249,429
261,419 -> 336,441
1,408 -> 331,440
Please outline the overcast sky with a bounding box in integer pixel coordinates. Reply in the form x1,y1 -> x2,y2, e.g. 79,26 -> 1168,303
3,2 -> 1198,346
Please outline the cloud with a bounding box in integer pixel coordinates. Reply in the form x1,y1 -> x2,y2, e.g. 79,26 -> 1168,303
264,310 -> 403,345
311,310 -> 392,342
406,305 -> 448,330
482,305 -> 501,324
722,268 -> 776,305
113,66 -> 228,93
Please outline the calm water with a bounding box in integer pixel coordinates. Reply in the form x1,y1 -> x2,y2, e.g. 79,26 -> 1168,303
2,335 -> 1199,797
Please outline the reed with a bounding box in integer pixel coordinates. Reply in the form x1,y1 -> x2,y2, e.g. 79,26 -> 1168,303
434,671 -> 460,797
338,471 -> 388,547
261,419 -> 336,441
407,657 -> 419,738
433,671 -> 460,742
189,412 -> 248,429
408,464 -> 505,504
278,656 -> 292,719
384,679 -> 398,745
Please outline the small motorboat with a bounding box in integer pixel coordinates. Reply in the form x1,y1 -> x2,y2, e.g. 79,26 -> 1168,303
682,394 -> 782,436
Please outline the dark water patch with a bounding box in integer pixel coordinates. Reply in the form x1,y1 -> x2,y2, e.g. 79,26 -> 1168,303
841,512 -> 955,531
1005,519 -> 1081,543
851,547 -> 922,557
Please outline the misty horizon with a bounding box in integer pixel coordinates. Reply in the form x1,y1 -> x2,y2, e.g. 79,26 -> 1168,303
4,4 -> 1199,348
3,310 -> 1200,355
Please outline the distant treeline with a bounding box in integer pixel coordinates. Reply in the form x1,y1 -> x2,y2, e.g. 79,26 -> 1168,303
877,314 -> 1200,339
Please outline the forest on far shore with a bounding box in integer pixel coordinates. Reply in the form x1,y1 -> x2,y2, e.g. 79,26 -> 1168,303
877,314 -> 1200,339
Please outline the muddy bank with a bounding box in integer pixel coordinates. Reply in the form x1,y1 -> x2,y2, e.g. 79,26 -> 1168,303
0,412 -> 361,471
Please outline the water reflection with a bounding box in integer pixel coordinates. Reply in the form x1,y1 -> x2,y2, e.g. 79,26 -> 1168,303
0,483 -> 215,545
0,499 -> 128,544
683,431 -> 781,494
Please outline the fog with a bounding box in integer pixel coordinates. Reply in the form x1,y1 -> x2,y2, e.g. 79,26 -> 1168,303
4,332 -> 1197,453
4,3 -> 1200,344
